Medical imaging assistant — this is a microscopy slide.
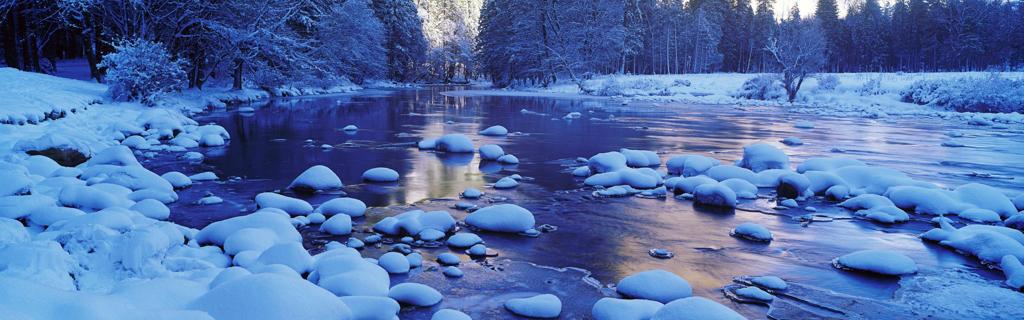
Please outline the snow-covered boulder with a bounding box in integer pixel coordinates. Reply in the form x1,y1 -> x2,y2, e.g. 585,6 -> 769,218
447,233 -> 483,248
465,204 -> 535,233
666,155 -> 720,177
314,254 -> 390,297
130,199 -> 170,220
751,276 -> 787,290
1002,255 -> 1024,290
736,143 -> 789,172
189,273 -> 353,320
388,283 -> 442,307
494,177 -> 519,189
796,157 -> 864,173
436,134 -> 474,153
362,167 -> 399,182
720,178 -> 758,199
921,223 -> 1024,264
378,252 -> 411,274
958,208 -> 1002,224
255,193 -> 313,216
732,222 -> 772,242
432,309 -> 472,320
372,210 -> 455,236
461,188 -> 483,199
320,214 -> 353,235
504,294 -> 562,318
591,298 -> 663,320
650,297 -> 745,320
161,171 -> 192,189
776,173 -> 810,199
479,125 -> 509,136
588,151 -> 628,173
497,154 -> 519,164
255,242 -> 313,274
339,296 -> 400,320
616,269 -> 692,303
288,165 -> 343,193
479,144 -> 505,160
833,250 -> 917,276
418,138 -> 438,150
736,286 -> 773,302
693,183 -> 737,208
195,210 -> 301,247
620,148 -> 660,168
705,166 -> 758,185
315,198 -> 367,217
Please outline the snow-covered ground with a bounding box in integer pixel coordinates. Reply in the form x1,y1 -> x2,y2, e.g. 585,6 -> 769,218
463,72 -> 1024,125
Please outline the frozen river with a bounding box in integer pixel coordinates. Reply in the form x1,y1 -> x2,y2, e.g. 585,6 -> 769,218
147,86 -> 1024,319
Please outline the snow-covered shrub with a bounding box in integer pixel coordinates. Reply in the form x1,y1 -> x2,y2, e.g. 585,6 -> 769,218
596,78 -> 625,96
857,77 -> 885,96
672,79 -> 691,87
595,77 -> 669,96
100,39 -> 187,104
815,74 -> 839,91
901,75 -> 1024,113
733,75 -> 784,100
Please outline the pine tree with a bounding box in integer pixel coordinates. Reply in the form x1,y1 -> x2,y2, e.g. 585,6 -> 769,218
371,0 -> 429,81
815,0 -> 841,71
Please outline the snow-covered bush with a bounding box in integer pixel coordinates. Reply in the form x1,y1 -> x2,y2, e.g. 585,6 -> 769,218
672,79 -> 692,87
99,39 -> 188,104
733,75 -> 784,100
816,74 -> 839,91
901,75 -> 1024,113
594,77 -> 669,96
857,77 -> 885,96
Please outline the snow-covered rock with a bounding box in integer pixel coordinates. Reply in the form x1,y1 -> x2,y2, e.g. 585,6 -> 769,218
432,309 -> 472,320
833,249 -> 917,276
693,183 -> 737,208
338,296 -> 400,320
465,204 -> 535,233
321,214 -> 353,235
751,276 -> 787,290
650,297 -> 745,320
436,134 -> 475,153
388,283 -> 443,307
479,144 -> 505,160
588,151 -> 629,173
196,210 -> 301,247
255,242 -> 313,274
497,154 -> 519,164
362,167 -> 400,182
372,210 -> 455,236
378,252 -> 411,274
616,269 -> 692,303
1002,255 -> 1024,290
189,273 -> 352,320
736,143 -> 789,172
504,294 -> 562,318
461,188 -> 483,199
255,193 -> 313,216
667,155 -> 721,177
288,165 -> 343,193
130,199 -> 169,220
735,286 -> 773,302
437,252 -> 461,265
921,223 -> 1024,264
479,125 -> 509,136
720,178 -> 758,199
591,298 -> 663,320
958,208 -> 1002,224
314,254 -> 390,297
447,233 -> 484,248
161,171 -> 192,189
732,222 -> 772,242
620,149 -> 660,168
494,177 -> 519,189
315,197 -> 367,217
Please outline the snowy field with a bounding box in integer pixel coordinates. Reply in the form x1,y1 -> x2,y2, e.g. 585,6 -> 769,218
2,69 -> 1024,319
467,72 -> 1024,126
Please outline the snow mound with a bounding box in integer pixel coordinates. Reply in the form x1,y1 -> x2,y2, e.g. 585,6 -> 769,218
732,222 -> 772,242
161,171 -> 192,189
447,233 -> 483,248
1002,255 -> 1024,290
834,249 -> 918,276
693,183 -> 737,208
388,283 -> 443,307
736,143 -> 789,172
797,157 -> 865,173
288,165 -> 343,193
436,134 -> 475,153
479,144 -> 505,160
189,273 -> 353,320
315,197 -> 367,217
362,167 -> 400,182
378,252 -> 411,274
196,211 -> 301,247
494,177 -> 519,189
339,296 -> 400,320
504,294 -> 562,318
497,154 -> 519,164
751,276 -> 788,290
255,242 -> 313,274
620,149 -> 660,167
591,298 -> 663,320
650,297 -> 746,320
314,254 -> 390,297
255,193 -> 313,216
616,269 -> 692,303
461,188 -> 483,199
479,125 -> 509,136
666,155 -> 720,177
432,309 -> 472,320
705,165 -> 758,185
736,286 -> 773,302
372,210 -> 455,237
588,151 -> 628,173
465,204 -> 535,233
922,223 -> 1024,264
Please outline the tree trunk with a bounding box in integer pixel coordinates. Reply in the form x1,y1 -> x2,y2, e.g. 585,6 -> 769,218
232,59 -> 243,90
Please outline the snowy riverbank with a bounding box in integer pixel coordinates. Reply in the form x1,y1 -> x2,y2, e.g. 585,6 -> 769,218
465,72 -> 1024,126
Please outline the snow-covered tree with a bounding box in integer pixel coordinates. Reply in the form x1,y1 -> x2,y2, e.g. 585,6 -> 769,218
99,38 -> 187,103
764,15 -> 825,102
372,0 -> 429,81
315,0 -> 387,84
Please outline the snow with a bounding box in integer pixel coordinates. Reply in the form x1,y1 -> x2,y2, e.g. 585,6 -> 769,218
494,177 -> 519,189
255,192 -> 313,216
958,208 -> 1002,224
437,252 -> 462,265
189,273 -> 353,320
465,204 -> 535,233
223,228 -> 278,255
432,309 -> 472,320
362,167 -> 400,182
588,151 -> 629,173
388,283 -> 443,307
288,165 -> 343,193
130,199 -> 170,220
447,233 -> 484,248
693,183 -> 738,208
479,125 -> 509,136
650,297 -> 746,320
1002,255 -> 1024,290
736,143 -> 789,172
619,148 -> 661,167
443,266 -> 464,278
732,222 -> 773,242
833,249 -> 918,276
666,155 -> 720,177
314,254 -> 390,297
435,134 -> 475,153
616,269 -> 693,303
315,197 -> 367,217
479,144 -> 505,160
378,252 -> 411,274
195,210 -> 301,247
255,242 -> 313,274
461,188 -> 483,199
497,154 -> 520,164
720,179 -> 758,199
704,166 -> 758,185
467,244 -> 487,256
751,276 -> 788,290
735,286 -> 773,302
504,294 -> 562,318
922,223 -> 1024,264
320,214 -> 353,235
342,125 -> 358,132
591,298 -> 663,320
161,171 -> 192,189
372,210 -> 455,237
0,68 -> 104,125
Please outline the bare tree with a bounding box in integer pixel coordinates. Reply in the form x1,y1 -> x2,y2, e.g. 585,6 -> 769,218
764,16 -> 826,102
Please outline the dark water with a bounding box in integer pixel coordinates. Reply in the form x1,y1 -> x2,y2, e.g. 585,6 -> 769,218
147,87 -> 1024,319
